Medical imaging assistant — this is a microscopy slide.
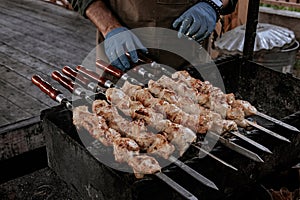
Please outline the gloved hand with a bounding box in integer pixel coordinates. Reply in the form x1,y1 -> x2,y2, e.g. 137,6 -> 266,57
104,27 -> 148,71
173,2 -> 217,42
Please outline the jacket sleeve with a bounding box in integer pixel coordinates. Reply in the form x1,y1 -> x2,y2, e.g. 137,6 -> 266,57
221,0 -> 238,15
67,0 -> 96,17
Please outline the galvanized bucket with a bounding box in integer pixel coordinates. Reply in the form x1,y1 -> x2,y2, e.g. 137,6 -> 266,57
215,23 -> 299,73
254,40 -> 299,73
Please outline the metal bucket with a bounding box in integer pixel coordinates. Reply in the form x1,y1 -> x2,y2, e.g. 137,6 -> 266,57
254,40 -> 299,73
214,23 -> 299,74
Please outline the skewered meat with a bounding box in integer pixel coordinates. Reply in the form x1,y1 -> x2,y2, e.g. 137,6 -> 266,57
113,137 -> 140,163
152,74 -> 251,127
128,155 -> 161,179
73,106 -> 120,146
156,75 -> 209,105
105,88 -> 196,155
73,106 -> 161,178
145,81 -> 238,133
92,100 -> 175,159
122,81 -> 213,134
172,71 -> 257,117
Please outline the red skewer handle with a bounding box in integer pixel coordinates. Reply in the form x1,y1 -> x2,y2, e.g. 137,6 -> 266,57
96,59 -> 124,78
62,66 -> 90,86
52,71 -> 75,93
31,75 -> 62,101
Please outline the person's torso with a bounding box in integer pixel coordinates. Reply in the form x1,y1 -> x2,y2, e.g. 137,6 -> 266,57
107,0 -> 199,28
97,0 -> 204,70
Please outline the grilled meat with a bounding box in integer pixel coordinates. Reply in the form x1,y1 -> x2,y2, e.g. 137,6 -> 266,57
106,88 -> 196,156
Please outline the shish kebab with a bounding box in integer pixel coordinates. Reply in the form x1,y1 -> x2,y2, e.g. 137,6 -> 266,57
135,53 -> 300,134
96,59 -> 292,143
31,75 -> 200,200
64,66 -> 240,169
120,81 -> 271,154
94,61 -> 273,151
73,65 -> 264,163
50,71 -> 220,190
154,71 -> 290,142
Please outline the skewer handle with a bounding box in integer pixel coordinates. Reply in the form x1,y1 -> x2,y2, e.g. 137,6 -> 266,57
76,65 -> 114,88
62,66 -> 90,86
96,59 -> 123,78
31,75 -> 62,102
52,71 -> 75,93
96,60 -> 144,86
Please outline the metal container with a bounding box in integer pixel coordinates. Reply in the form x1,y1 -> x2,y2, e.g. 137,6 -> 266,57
215,23 -> 299,73
254,40 -> 299,73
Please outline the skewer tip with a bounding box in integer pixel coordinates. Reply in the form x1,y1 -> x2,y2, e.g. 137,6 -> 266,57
284,138 -> 291,143
256,112 -> 300,134
293,128 -> 300,133
266,149 -> 273,154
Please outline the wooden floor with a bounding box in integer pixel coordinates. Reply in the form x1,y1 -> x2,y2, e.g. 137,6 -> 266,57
0,0 -> 96,127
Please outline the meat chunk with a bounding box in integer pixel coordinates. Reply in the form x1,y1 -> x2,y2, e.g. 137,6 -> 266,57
113,137 -> 139,163
128,155 -> 161,179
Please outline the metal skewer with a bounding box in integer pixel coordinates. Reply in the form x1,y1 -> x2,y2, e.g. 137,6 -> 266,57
62,66 -> 104,93
52,69 -> 219,191
191,144 -> 238,171
69,65 -> 239,171
134,59 -> 292,143
97,59 -> 272,153
255,111 -> 300,133
76,65 -> 116,88
246,120 -> 291,143
72,66 -> 239,168
90,63 -> 265,162
96,60 -> 144,86
155,172 -> 198,200
208,132 -> 264,163
51,71 -> 94,104
168,156 -> 218,190
229,131 -> 272,153
138,54 -> 300,135
136,51 -> 173,77
32,74 -> 198,200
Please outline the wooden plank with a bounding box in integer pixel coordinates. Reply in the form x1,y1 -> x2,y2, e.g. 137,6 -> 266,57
0,25 -> 88,69
0,7 -> 95,51
0,0 -> 96,42
0,96 -> 32,126
2,0 -> 93,29
0,42 -> 61,77
0,116 -> 10,127
0,0 -> 94,127
0,78 -> 49,115
0,62 -> 69,108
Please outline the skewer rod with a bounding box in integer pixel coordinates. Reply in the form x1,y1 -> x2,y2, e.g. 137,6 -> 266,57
246,120 -> 291,143
155,172 -> 198,200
